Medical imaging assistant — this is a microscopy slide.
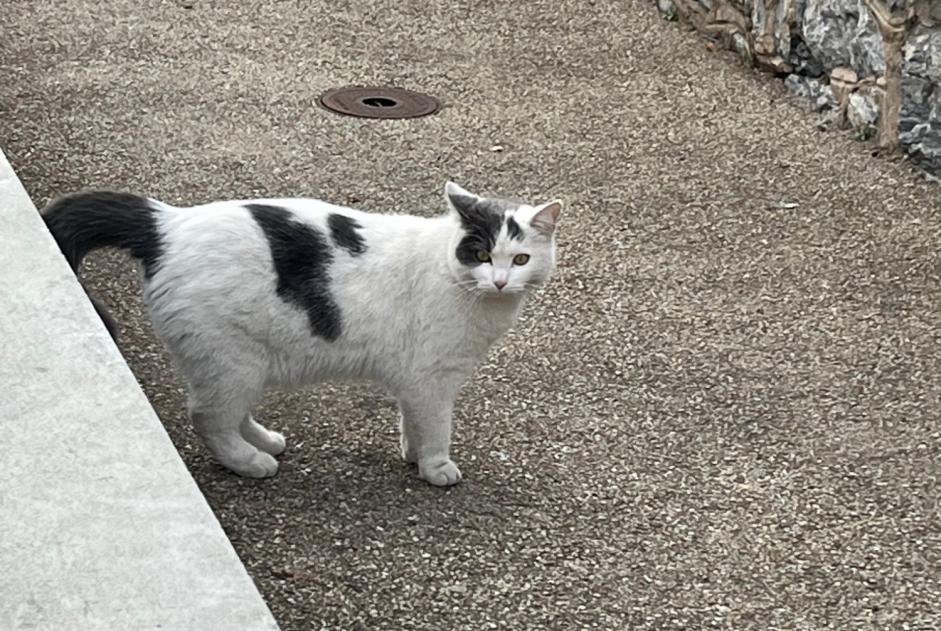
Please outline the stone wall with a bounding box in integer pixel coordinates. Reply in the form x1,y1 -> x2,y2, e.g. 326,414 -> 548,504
657,0 -> 941,175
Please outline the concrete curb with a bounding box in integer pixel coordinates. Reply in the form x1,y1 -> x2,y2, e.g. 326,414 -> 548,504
0,147 -> 279,630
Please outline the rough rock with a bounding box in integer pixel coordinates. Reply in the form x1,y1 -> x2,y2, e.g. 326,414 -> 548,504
751,0 -> 793,59
757,54 -> 794,74
750,1 -> 776,56
732,31 -> 751,61
901,27 -> 941,171
816,84 -> 838,111
715,3 -> 749,31
903,27 -> 941,83
784,73 -> 837,111
914,0 -> 941,27
831,65 -> 859,84
801,0 -> 885,78
789,37 -> 827,77
829,65 -> 859,116
848,88 -> 881,128
658,0 -> 675,15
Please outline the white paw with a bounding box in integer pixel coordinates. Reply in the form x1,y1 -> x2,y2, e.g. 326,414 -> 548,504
418,457 -> 462,487
229,451 -> 279,478
258,430 -> 287,456
241,417 -> 287,456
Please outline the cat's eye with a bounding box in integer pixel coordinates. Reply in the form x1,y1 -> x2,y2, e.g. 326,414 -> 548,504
513,254 -> 530,266
475,250 -> 492,263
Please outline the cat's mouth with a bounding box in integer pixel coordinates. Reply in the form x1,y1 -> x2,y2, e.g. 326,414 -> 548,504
480,284 -> 526,296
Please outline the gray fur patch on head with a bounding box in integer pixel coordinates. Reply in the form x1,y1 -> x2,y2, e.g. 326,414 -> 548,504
450,193 -> 526,266
505,214 -> 524,240
451,194 -> 521,225
474,197 -> 520,216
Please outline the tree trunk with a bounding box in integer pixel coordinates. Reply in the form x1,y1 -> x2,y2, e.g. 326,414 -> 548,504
863,0 -> 914,154
881,25 -> 906,152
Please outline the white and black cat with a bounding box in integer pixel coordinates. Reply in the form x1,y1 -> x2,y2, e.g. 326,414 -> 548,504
43,182 -> 562,486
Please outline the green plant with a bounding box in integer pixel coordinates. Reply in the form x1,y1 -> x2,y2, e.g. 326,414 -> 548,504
854,124 -> 878,141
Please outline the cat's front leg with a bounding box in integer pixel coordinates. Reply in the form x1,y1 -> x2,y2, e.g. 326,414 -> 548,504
398,410 -> 419,464
398,396 -> 462,487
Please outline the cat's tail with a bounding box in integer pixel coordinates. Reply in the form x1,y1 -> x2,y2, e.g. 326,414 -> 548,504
42,191 -> 163,341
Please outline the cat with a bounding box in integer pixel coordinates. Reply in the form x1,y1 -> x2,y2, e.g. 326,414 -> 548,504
42,182 -> 562,486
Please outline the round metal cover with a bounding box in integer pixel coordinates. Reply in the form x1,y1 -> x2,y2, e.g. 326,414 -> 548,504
318,86 -> 440,120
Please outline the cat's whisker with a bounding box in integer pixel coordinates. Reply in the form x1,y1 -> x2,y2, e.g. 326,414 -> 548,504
453,288 -> 485,308
451,280 -> 485,297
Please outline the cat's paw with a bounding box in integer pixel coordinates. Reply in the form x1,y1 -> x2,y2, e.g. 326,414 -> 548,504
256,430 -> 287,456
241,417 -> 287,456
418,457 -> 462,487
228,451 -> 279,479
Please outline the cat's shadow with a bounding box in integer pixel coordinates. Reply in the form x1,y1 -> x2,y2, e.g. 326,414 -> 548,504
193,440 -> 541,543
171,382 -> 544,541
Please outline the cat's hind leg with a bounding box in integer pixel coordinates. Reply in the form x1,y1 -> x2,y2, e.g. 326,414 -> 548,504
187,376 -> 278,478
147,281 -> 281,477
241,414 -> 287,456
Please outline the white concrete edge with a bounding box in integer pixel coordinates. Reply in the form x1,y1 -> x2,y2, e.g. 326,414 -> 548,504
0,146 -> 280,631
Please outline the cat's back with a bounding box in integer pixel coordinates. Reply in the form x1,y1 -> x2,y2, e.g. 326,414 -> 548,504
146,194 -> 455,383
149,194 -> 447,328
160,196 -> 428,248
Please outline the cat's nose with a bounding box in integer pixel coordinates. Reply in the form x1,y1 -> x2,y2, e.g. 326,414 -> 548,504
494,280 -> 507,291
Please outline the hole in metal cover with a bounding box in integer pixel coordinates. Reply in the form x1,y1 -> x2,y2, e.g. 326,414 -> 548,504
319,86 -> 439,119
361,97 -> 398,108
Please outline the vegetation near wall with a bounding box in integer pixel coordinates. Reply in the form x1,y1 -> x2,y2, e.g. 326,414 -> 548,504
657,0 -> 941,174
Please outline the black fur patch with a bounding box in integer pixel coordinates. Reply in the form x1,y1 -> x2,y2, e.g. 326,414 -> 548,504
327,213 -> 367,256
43,191 -> 163,278
505,215 -> 524,241
455,209 -> 502,266
247,204 -> 341,341
452,197 -> 520,266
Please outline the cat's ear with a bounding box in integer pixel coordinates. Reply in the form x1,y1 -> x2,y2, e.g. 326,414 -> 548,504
530,200 -> 563,236
444,181 -> 480,220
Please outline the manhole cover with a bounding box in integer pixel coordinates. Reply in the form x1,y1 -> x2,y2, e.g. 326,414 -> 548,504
318,86 -> 440,120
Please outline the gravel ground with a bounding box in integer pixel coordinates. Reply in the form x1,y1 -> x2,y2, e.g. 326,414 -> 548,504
3,1 -> 941,629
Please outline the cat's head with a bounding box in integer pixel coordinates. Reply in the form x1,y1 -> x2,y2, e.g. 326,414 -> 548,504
445,181 -> 562,296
